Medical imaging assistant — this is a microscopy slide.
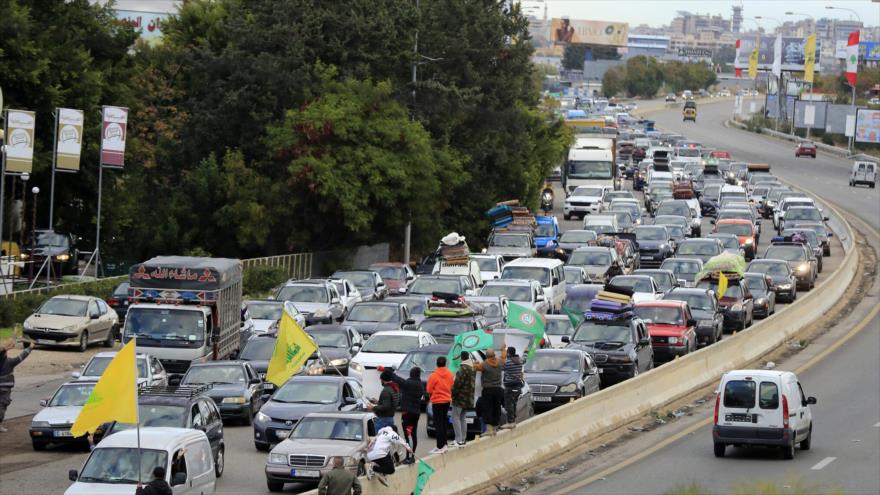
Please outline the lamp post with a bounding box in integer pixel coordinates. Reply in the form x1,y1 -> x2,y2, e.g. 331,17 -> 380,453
17,173 -> 28,247
786,11 -> 816,138
28,186 -> 39,281
756,16 -> 784,132
826,6 -> 862,153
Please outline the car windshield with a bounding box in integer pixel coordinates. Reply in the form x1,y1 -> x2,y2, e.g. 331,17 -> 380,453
112,283 -> 130,297
748,262 -> 790,276
409,278 -> 462,295
32,232 -> 69,247
573,187 -> 605,197
678,148 -> 701,157
347,305 -> 398,323
309,331 -> 349,348
240,338 -> 276,360
38,298 -> 88,317
545,319 -> 574,336
397,350 -> 446,374
564,269 -> 583,284
83,357 -> 148,379
743,276 -> 767,293
474,301 -> 502,317
535,224 -> 556,237
123,308 -> 205,348
569,160 -> 613,179
717,223 -> 752,236
764,247 -> 806,261
666,293 -> 714,311
502,267 -> 551,286
656,205 -> 688,217
359,335 -> 420,354
136,405 -> 186,428
473,257 -> 499,272
183,365 -> 245,385
274,381 -> 339,404
786,209 -> 822,221
78,448 -> 167,485
712,236 -> 740,250
49,383 -> 96,407
247,302 -> 283,320
525,353 -> 580,372
333,272 -> 375,288
612,202 -> 639,214
418,319 -> 473,339
783,230 -> 819,246
635,227 -> 666,241
572,322 -> 632,343
610,277 -> 654,293
678,242 -> 719,256
568,251 -> 611,266
290,418 -> 364,442
634,306 -> 683,325
480,284 -> 531,302
491,234 -> 530,248
584,225 -> 615,235
697,280 -> 743,299
662,260 -> 701,275
373,267 -> 406,280
277,285 -> 328,303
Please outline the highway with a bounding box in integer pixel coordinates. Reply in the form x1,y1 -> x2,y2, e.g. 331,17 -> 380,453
525,99 -> 880,495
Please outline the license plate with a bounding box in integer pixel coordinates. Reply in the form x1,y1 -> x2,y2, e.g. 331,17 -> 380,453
725,413 -> 754,423
534,396 -> 552,402
54,430 -> 72,437
642,256 -> 653,260
275,430 -> 290,439
466,417 -> 474,424
291,469 -> 321,478
37,339 -> 54,345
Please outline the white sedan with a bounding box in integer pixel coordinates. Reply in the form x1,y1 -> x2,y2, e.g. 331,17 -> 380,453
351,330 -> 436,370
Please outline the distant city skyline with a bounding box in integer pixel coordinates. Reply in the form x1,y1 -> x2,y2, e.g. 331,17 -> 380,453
521,0 -> 879,29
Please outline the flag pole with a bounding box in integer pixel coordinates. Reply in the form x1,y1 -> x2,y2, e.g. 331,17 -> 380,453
134,337 -> 142,485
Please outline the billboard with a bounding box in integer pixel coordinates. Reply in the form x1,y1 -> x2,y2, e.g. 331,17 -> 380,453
734,37 -> 822,72
855,109 -> 880,144
551,18 -> 628,47
4,110 -> 36,174
678,47 -> 712,58
794,100 -> 827,130
55,108 -> 84,172
100,106 -> 129,168
861,42 -> 880,62
113,9 -> 168,41
825,104 -> 858,135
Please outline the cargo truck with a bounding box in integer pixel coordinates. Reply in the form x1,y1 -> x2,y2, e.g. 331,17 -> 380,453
122,256 -> 243,378
564,136 -> 618,195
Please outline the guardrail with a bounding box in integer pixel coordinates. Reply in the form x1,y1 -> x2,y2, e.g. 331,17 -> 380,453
727,119 -> 852,158
325,183 -> 860,495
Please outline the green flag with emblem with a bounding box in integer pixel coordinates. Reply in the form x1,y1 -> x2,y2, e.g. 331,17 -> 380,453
447,329 -> 493,373
506,302 -> 546,357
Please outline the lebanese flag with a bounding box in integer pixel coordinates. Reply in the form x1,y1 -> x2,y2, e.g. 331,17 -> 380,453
846,31 -> 860,86
735,39 -> 742,78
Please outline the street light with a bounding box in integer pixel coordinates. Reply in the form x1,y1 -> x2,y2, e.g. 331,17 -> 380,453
17,173 -> 29,246
825,6 -> 862,23
29,186 -> 39,280
755,16 -> 784,132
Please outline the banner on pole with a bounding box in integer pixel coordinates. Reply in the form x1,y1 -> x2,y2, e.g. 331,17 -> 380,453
100,106 -> 128,168
804,35 -> 816,84
4,110 -> 36,173
56,108 -> 84,171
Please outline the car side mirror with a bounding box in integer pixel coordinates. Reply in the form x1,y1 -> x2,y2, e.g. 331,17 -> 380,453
330,297 -> 340,304
172,472 -> 187,486
823,217 -> 829,221
465,289 -> 476,296
677,279 -> 687,286
639,337 -> 651,345
71,371 -> 81,379
352,344 -> 361,353
536,294 -> 545,302
405,318 -> 416,326
806,396 -> 817,405
687,319 -> 697,327
344,396 -> 358,405
90,313 -> 100,320
40,399 -> 49,407
406,275 -> 414,281
261,393 -> 272,402
561,336 -> 571,343
69,470 -> 78,482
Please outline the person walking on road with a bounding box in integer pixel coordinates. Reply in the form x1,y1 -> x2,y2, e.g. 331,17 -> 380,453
426,356 -> 453,454
451,351 -> 476,447
135,466 -> 172,495
318,457 -> 362,495
475,345 -> 507,436
382,366 -> 424,464
370,370 -> 400,432
0,339 -> 33,433
502,347 -> 525,428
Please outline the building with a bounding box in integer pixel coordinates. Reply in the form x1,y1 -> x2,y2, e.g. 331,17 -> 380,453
731,5 -> 743,34
625,34 -> 670,59
669,11 -> 732,36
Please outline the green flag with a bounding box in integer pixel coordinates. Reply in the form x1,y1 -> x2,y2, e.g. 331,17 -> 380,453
447,329 -> 493,373
563,306 -> 585,329
414,460 -> 435,495
506,302 -> 546,358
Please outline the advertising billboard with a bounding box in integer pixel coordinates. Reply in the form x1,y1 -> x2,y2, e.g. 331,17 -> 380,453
734,37 -> 822,72
855,109 -> 880,144
4,110 -> 36,174
55,108 -> 84,172
794,100 -> 827,130
113,9 -> 168,41
100,106 -> 129,168
825,104 -> 858,135
550,18 -> 628,47
861,42 -> 880,62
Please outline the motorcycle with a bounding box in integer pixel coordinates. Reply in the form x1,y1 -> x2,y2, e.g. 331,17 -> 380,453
540,190 -> 554,214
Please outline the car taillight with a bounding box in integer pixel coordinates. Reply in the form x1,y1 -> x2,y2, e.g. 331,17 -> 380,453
782,395 -> 789,428
713,394 -> 721,424
107,298 -> 118,305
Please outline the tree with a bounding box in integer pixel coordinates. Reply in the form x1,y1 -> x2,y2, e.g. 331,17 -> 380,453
602,65 -> 627,97
562,44 -> 586,71
624,56 -> 664,97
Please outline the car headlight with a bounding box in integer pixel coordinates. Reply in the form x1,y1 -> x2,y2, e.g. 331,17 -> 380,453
31,421 -> 51,428
559,383 -> 578,393
349,361 -> 364,373
222,396 -> 247,404
19,253 -> 29,260
256,411 -> 271,423
744,238 -> 753,244
56,254 -> 70,262
668,337 -> 679,344
777,283 -> 792,290
312,308 -> 331,319
329,358 -> 349,367
698,320 -> 714,327
62,325 -> 78,334
731,303 -> 744,311
797,264 -> 809,273
269,453 -> 288,465
24,320 -> 33,330
344,456 -> 359,468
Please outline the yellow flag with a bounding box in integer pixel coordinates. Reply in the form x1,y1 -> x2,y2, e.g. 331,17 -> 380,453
748,48 -> 759,79
804,34 -> 816,84
717,272 -> 729,301
266,309 -> 317,387
70,339 -> 138,437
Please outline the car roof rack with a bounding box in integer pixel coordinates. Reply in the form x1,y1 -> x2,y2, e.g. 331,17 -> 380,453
140,385 -> 212,398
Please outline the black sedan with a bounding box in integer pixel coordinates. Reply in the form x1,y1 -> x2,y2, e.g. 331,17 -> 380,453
106,282 -> 130,321
742,272 -> 776,319
180,361 -> 267,424
341,301 -> 415,339
305,324 -> 366,376
525,349 -> 601,411
746,259 -> 798,303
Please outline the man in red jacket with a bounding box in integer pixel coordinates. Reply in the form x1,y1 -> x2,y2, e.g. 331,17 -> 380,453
426,356 -> 453,454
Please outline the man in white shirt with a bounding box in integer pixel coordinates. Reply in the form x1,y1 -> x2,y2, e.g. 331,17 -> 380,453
365,425 -> 412,485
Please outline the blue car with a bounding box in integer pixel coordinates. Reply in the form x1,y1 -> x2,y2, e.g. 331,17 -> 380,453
534,216 -> 561,257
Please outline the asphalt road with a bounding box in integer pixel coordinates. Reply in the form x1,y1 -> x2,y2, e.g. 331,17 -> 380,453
540,98 -> 880,495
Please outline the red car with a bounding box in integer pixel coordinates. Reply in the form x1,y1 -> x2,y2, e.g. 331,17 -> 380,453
795,142 -> 816,158
709,150 -> 731,159
633,300 -> 697,361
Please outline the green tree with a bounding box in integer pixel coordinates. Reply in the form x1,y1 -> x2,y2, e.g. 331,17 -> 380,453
602,65 -> 627,97
624,56 -> 664,97
562,44 -> 586,71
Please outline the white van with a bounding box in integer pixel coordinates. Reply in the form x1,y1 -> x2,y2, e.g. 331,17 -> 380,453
432,259 -> 484,288
66,427 -> 216,494
583,214 -> 619,235
500,258 -> 566,313
713,370 -> 816,460
719,184 -> 748,205
850,160 -> 877,188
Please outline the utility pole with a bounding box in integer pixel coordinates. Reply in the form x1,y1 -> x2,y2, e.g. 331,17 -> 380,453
403,0 -> 420,266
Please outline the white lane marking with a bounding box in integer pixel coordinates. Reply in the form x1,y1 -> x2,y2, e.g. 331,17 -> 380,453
811,457 -> 837,470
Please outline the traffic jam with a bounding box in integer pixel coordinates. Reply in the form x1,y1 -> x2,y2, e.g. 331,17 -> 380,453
4,102 -> 840,494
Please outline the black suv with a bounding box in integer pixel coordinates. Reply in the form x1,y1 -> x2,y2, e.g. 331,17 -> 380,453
97,385 -> 226,477
564,315 -> 654,385
20,229 -> 80,275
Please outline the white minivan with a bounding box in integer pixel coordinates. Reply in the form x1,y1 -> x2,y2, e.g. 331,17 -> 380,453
500,258 -> 566,313
65,427 -> 216,494
713,370 -> 817,460
850,160 -> 877,188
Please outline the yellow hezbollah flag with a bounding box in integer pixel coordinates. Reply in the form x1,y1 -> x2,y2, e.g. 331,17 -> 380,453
804,34 -> 816,83
717,272 -> 729,301
266,309 -> 317,387
70,339 -> 138,437
748,48 -> 759,79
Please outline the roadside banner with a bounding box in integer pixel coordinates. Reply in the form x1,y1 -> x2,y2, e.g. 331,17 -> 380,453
100,105 -> 128,168
804,34 -> 816,84
4,110 -> 36,173
56,108 -> 84,171
748,48 -> 758,79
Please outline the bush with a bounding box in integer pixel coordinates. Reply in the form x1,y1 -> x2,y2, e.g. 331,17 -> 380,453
243,265 -> 288,298
0,277 -> 125,328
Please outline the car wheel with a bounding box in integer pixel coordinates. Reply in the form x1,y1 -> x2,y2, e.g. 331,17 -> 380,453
713,443 -> 726,458
255,442 -> 269,452
800,424 -> 812,451
564,213 -> 571,221
78,331 -> 89,352
32,440 -> 47,451
215,446 -> 225,477
791,289 -> 797,301
631,363 -> 639,378
242,405 -> 253,426
103,325 -> 117,348
782,438 -> 795,460
267,480 -> 284,492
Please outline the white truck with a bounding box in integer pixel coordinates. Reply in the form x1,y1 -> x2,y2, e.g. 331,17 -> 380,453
564,136 -> 618,195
